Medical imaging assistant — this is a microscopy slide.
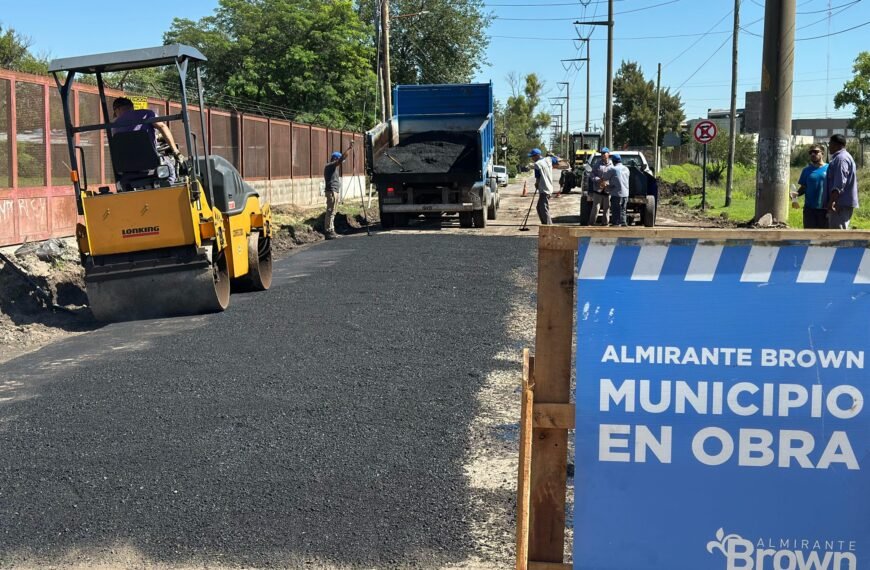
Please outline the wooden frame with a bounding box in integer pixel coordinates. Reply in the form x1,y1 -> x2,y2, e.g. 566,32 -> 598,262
516,225 -> 870,570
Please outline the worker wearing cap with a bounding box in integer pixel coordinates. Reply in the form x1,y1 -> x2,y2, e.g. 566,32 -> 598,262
324,142 -> 354,239
588,147 -> 612,225
529,148 -> 554,225
599,153 -> 630,226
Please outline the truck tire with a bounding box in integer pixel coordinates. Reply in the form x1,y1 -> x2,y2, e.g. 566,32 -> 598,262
473,208 -> 487,228
459,212 -> 473,228
487,179 -> 498,220
487,198 -> 498,220
642,195 -> 657,227
395,213 -> 410,227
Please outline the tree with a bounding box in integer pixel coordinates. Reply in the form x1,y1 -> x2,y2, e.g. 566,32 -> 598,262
612,61 -> 684,147
496,73 -> 550,175
835,51 -> 870,138
0,24 -> 48,74
165,0 -> 376,129
359,0 -> 491,85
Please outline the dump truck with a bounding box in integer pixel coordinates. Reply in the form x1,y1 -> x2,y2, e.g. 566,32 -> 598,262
48,45 -> 273,321
365,83 -> 497,229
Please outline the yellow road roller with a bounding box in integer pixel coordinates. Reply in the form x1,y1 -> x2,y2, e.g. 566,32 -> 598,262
48,45 -> 273,321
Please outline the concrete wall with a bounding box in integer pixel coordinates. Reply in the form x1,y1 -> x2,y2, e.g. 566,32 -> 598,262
249,176 -> 369,208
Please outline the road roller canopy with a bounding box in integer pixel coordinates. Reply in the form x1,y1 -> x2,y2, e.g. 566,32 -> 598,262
48,44 -> 207,74
49,44 -> 218,216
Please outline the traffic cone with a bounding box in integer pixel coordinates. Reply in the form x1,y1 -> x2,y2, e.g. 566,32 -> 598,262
521,180 -> 527,197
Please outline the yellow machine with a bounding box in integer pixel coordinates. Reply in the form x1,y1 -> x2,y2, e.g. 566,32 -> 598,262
49,45 -> 273,321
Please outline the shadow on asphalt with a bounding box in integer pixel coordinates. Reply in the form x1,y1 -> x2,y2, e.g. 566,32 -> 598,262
0,233 -> 534,568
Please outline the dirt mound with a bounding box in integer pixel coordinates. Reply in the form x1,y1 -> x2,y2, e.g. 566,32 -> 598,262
0,239 -> 95,363
658,179 -> 696,197
375,131 -> 477,174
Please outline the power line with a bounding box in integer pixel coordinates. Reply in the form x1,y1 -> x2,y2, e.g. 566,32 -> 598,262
797,18 -> 870,39
664,7 -> 734,68
494,0 -> 680,20
675,32 -> 734,91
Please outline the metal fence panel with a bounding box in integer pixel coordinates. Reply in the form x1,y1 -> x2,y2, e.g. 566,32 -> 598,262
50,89 -> 70,187
168,103 -> 205,158
16,81 -> 46,188
341,132 -> 353,174
354,134 -> 364,175
328,129 -> 342,160
0,78 -> 10,189
292,123 -> 311,178
243,116 -> 268,178
270,120 -> 291,179
77,90 -> 102,188
210,110 -> 240,168
311,127 -> 327,175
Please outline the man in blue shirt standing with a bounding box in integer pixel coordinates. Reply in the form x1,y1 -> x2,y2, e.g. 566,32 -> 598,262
824,134 -> 859,229
793,144 -> 829,228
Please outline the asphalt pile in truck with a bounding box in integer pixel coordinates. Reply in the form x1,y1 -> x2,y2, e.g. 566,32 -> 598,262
375,131 -> 478,174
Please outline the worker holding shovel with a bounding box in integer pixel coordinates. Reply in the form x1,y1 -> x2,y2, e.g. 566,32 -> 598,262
529,148 -> 554,225
324,141 -> 354,239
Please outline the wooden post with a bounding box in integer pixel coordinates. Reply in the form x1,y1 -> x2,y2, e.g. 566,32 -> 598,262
529,236 -> 575,563
516,350 -> 535,570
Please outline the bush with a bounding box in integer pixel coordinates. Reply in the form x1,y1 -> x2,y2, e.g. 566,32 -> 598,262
706,161 -> 726,184
791,144 -> 813,167
508,164 -> 518,178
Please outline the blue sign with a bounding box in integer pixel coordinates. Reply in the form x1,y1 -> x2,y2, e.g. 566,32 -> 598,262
574,237 -> 869,570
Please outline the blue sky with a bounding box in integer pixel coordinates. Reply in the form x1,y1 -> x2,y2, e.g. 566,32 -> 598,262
475,0 -> 869,130
3,0 -> 868,131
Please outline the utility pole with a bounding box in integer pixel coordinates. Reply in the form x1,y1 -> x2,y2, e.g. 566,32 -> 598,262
606,0 -> 614,148
585,40 -> 591,132
725,0 -> 740,207
381,0 -> 393,119
654,63 -> 662,174
558,81 -> 570,157
756,0 -> 796,223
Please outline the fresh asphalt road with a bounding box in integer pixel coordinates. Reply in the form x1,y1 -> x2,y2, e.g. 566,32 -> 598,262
0,225 -> 537,568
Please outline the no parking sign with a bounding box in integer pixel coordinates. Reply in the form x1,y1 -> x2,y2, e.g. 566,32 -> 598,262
574,236 -> 869,569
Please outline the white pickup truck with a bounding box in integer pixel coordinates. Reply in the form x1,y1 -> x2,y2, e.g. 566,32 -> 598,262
579,151 -> 658,227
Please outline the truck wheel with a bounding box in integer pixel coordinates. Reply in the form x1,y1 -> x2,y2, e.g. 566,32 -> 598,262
459,212 -> 473,228
580,196 -> 592,225
643,195 -> 657,227
381,212 -> 396,229
395,213 -> 410,227
473,209 -> 487,228
487,198 -> 498,220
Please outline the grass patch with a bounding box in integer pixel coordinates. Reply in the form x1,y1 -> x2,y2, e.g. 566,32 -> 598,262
660,164 -> 870,229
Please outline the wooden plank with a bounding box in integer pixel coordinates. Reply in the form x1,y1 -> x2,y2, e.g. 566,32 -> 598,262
538,225 -> 870,251
533,403 -> 575,429
529,246 -> 575,563
529,563 -> 572,570
516,350 -> 535,570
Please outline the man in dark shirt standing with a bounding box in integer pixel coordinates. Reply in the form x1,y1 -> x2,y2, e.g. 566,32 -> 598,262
824,134 -> 859,229
323,141 -> 354,239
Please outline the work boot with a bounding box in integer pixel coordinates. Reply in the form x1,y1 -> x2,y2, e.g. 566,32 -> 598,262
325,231 -> 340,240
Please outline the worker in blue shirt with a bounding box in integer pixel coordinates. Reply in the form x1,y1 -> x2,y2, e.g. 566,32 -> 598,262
791,144 -> 829,229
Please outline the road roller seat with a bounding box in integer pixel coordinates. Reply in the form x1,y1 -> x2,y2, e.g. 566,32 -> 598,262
109,130 -> 164,190
197,155 -> 260,215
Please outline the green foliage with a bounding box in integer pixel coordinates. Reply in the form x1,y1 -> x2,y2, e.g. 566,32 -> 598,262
698,130 -> 756,166
835,52 -> 870,136
359,0 -> 490,85
495,73 -> 551,174
165,0 -> 377,129
612,61 -> 685,147
0,24 -> 48,74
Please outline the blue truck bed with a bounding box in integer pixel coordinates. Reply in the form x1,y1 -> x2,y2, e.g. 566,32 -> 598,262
366,83 -> 494,185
